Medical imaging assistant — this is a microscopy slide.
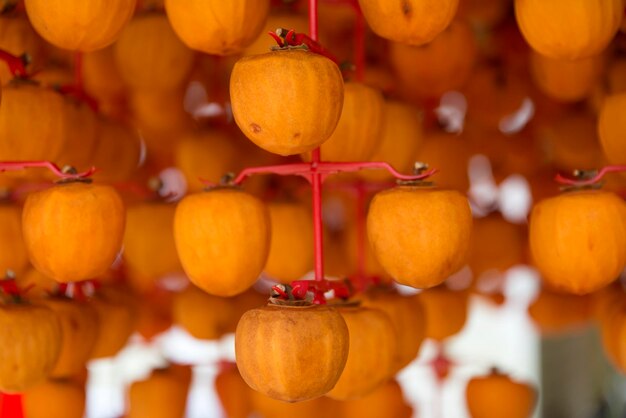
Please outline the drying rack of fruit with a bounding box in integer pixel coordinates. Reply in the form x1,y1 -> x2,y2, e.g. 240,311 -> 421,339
0,0 -> 625,417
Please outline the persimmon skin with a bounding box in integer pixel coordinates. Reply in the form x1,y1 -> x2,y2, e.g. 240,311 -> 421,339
0,304 -> 62,393
327,306 -> 397,400
358,0 -> 459,46
264,201 -> 314,283
529,191 -> 626,294
466,370 -> 537,418
235,303 -> 349,402
367,186 -> 472,289
599,93 -> 626,165
230,50 -> 344,156
174,188 -> 270,297
515,0 -> 623,59
23,379 -> 85,418
24,0 -> 136,52
22,182 -> 125,283
165,0 -> 270,55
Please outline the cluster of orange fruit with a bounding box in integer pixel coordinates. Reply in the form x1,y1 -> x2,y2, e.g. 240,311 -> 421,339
0,0 -> 624,417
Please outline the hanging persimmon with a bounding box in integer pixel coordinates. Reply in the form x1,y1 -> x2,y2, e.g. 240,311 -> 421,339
360,100 -> 424,181
539,112 -> 606,172
114,13 -> 195,92
367,186 -> 472,289
23,378 -> 85,418
0,16 -> 45,86
123,202 -> 182,291
129,88 -> 194,141
306,82 -> 384,162
339,379 -> 413,418
357,0 -> 459,46
223,288 -> 268,333
529,190 -> 626,294
514,0 -> 623,59
38,297 -> 99,379
174,187 -> 270,297
174,130 -> 238,193
172,284 -> 233,340
418,286 -> 469,342
265,201 -> 314,283
57,97 -> 99,172
0,204 -> 28,277
468,214 -> 527,279
30,67 -> 74,91
165,0 -> 270,55
82,46 -> 127,110
22,181 -> 125,283
359,288 -> 426,373
0,301 -> 62,392
215,366 -> 253,418
598,92 -> 626,165
250,389 -> 337,418
528,287 -> 593,335
91,119 -> 141,183
133,288 -> 174,341
415,131 -> 471,192
599,294 -> 626,372
530,51 -> 604,103
344,217 -> 389,281
327,306 -> 396,400
89,286 -> 136,360
463,65 -> 529,132
24,0 -> 136,52
230,49 -> 344,156
317,2 -> 357,62
389,20 -> 477,100
0,81 -> 66,165
15,269 -> 57,299
244,11 -> 309,57
457,0 -> 510,28
466,369 -> 537,418
605,59 -> 626,95
235,302 -> 349,402
128,366 -> 190,418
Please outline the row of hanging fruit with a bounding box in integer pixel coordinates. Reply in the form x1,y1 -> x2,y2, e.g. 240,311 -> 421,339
0,0 -> 624,417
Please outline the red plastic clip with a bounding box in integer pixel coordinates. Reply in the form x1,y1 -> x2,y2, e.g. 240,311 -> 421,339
268,28 -> 339,64
555,165 -> 626,187
0,161 -> 96,180
0,49 -> 29,79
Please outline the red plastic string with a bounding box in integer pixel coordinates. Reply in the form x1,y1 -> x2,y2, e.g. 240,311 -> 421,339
229,161 -> 437,186
57,51 -> 99,112
309,0 -> 326,282
309,0 -> 319,41
0,160 -> 96,179
555,165 -> 626,186
0,393 -> 23,418
224,160 -> 436,290
290,278 -> 352,304
0,279 -> 20,298
0,49 -> 28,78
268,29 -> 338,63
324,180 -> 393,291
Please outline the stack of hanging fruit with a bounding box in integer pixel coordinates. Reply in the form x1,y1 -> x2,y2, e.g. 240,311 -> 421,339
0,0 -> 625,417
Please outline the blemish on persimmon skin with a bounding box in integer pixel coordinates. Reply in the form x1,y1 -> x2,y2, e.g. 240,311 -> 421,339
250,123 -> 262,134
402,0 -> 412,17
293,132 -> 301,139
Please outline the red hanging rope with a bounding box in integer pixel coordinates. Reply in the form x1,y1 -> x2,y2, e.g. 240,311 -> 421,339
0,161 -> 95,180
0,49 -> 29,79
555,165 -> 626,186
